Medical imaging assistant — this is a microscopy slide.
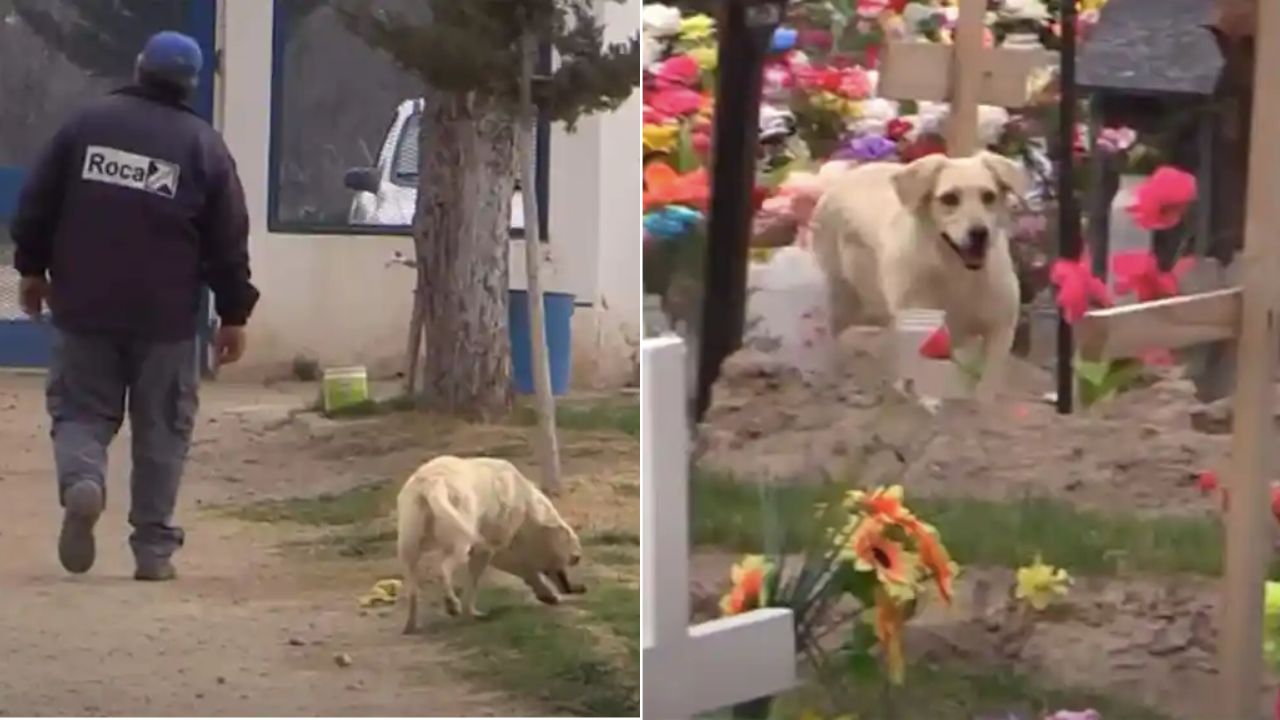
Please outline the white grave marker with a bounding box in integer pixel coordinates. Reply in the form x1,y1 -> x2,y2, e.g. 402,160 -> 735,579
642,336 -> 796,719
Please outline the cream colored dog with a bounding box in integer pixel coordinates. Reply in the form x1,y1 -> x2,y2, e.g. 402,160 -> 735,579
397,455 -> 583,634
810,151 -> 1028,401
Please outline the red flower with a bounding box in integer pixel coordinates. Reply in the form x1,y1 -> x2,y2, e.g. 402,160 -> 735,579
1126,166 -> 1198,231
919,326 -> 951,359
1196,470 -> 1219,495
797,29 -> 834,51
1112,251 -> 1195,302
863,43 -> 881,68
900,134 -> 946,162
886,118 -> 914,141
1271,482 -> 1280,523
646,87 -> 703,122
1050,251 -> 1112,324
654,55 -> 700,88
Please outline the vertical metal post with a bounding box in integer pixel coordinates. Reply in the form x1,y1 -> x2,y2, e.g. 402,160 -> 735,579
694,0 -> 786,422
1055,0 -> 1080,414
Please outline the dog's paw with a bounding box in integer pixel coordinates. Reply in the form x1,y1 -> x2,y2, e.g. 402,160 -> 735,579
468,607 -> 489,619
444,596 -> 462,616
535,593 -> 561,606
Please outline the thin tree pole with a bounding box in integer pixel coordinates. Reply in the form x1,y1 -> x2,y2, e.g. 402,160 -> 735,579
519,26 -> 562,495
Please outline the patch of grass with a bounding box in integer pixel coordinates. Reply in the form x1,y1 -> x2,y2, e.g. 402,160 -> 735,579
690,470 -> 1238,578
514,396 -> 640,437
751,661 -> 1172,720
426,575 -> 638,717
226,481 -> 394,526
585,529 -> 641,547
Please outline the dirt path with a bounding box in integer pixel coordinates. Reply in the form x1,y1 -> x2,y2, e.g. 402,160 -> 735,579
0,374 -> 532,717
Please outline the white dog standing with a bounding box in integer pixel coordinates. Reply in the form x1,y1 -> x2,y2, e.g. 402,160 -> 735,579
810,151 -> 1028,401
397,455 -> 583,634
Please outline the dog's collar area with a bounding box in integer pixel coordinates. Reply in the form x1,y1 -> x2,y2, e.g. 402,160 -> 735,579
940,232 -> 986,271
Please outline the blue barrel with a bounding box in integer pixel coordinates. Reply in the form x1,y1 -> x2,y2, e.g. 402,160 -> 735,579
509,290 -> 575,395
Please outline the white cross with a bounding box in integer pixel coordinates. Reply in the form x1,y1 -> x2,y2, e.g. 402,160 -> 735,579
641,336 -> 797,719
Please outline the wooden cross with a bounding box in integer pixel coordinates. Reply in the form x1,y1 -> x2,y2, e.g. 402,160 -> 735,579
641,336 -> 797,719
1076,0 -> 1280,712
877,0 -> 1057,155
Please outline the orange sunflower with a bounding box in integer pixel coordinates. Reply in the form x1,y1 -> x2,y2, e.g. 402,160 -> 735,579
720,555 -> 770,616
906,518 -> 955,604
845,485 -> 914,524
849,517 -> 916,589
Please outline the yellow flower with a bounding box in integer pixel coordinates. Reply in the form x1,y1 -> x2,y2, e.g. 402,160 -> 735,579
1079,0 -> 1107,10
720,555 -> 770,616
688,45 -> 717,72
643,123 -> 679,153
679,14 -> 715,43
1015,555 -> 1071,610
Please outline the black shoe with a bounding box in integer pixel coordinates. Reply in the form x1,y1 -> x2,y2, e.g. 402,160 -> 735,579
59,481 -> 103,574
134,557 -> 177,582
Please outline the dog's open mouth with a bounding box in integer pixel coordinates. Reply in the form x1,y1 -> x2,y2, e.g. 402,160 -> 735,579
941,233 -> 986,271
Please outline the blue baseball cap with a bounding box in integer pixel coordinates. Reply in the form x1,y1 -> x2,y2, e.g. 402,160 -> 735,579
137,31 -> 203,89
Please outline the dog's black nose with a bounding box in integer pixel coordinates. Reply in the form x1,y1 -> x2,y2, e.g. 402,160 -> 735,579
967,226 -> 990,248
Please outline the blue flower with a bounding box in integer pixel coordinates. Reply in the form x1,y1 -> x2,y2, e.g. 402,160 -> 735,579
770,27 -> 798,53
644,205 -> 703,240
833,133 -> 899,163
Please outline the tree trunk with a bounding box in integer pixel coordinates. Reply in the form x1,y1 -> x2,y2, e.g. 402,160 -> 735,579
404,262 -> 426,398
415,92 -> 517,420
519,31 -> 563,495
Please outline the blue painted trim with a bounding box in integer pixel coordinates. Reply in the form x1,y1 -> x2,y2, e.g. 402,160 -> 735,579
265,2 -> 553,237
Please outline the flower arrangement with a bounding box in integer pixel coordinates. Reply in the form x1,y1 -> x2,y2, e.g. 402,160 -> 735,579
718,484 -> 958,702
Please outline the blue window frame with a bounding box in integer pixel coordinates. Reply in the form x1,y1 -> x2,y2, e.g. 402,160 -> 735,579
266,0 -> 551,240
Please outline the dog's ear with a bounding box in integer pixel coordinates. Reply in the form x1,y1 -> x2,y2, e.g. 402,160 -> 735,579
978,151 -> 1029,199
892,154 -> 948,209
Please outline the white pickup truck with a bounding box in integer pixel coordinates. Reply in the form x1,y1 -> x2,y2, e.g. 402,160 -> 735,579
342,98 -> 525,229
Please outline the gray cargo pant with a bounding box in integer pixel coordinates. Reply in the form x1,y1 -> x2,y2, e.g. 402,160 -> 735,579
45,329 -> 198,562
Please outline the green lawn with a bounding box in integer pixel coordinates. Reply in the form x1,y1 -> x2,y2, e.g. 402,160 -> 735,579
690,469 -> 1241,578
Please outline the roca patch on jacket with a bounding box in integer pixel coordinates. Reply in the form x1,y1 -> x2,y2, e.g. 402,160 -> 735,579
10,84 -> 260,341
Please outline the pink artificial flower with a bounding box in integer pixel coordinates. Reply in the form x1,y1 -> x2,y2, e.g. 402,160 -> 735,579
856,0 -> 891,17
1197,470 -> 1219,495
646,87 -> 703,122
1126,166 -> 1198,231
1050,250 -> 1112,324
796,29 -> 834,51
919,326 -> 952,359
1111,251 -> 1194,301
886,118 -> 914,141
762,62 -> 795,99
654,55 -> 700,88
838,66 -> 873,100
1137,348 -> 1176,367
1096,126 -> 1137,154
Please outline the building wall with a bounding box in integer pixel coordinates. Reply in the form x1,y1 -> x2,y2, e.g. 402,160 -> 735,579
218,0 -> 638,387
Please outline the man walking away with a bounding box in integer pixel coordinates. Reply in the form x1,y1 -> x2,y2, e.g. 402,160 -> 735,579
9,31 -> 259,581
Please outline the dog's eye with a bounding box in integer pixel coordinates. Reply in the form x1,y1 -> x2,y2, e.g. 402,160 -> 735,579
981,189 -> 998,206
937,191 -> 960,208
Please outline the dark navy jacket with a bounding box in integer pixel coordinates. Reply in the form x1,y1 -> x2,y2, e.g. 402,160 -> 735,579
10,85 -> 259,341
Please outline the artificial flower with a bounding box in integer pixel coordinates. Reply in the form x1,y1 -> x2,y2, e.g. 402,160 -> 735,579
688,46 -> 717,72
919,325 -> 952,359
1095,126 -> 1137,155
835,134 -> 898,163
1137,348 -> 1176,367
845,485 -> 912,523
873,587 -> 907,684
1126,166 -> 1198,231
1196,470 -> 1219,495
644,205 -> 703,240
678,13 -> 716,44
642,123 -> 679,154
849,518 -> 916,588
646,87 -> 703,121
643,162 -> 709,211
1045,712 -> 1100,720
858,0 -> 892,17
900,134 -> 947,162
909,518 -> 956,603
642,3 -> 682,39
797,29 -> 834,52
720,555 -> 771,615
1015,555 -> 1071,611
1050,251 -> 1112,324
886,117 -> 914,141
653,54 -> 700,87
1111,251 -> 1194,302
771,27 -> 798,53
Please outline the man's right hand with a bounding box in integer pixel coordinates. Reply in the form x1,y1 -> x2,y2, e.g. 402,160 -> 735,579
214,324 -> 247,367
18,276 -> 49,319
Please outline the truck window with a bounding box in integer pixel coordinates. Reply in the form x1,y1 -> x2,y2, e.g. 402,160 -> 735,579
391,111 -> 420,186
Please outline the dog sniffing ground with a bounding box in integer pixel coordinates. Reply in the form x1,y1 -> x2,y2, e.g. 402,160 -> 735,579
0,373 -> 639,717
